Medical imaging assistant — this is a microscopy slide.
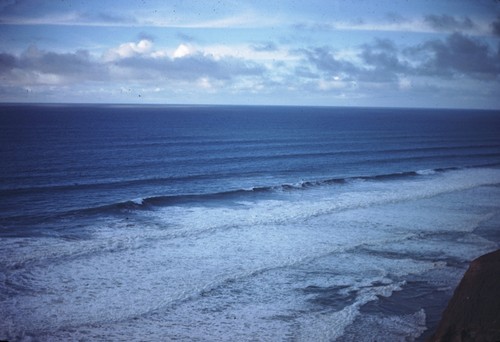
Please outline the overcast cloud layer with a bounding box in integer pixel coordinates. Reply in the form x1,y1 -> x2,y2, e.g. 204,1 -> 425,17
1,0 -> 499,108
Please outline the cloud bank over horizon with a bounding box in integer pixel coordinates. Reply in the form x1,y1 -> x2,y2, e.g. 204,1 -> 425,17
1,0 -> 499,109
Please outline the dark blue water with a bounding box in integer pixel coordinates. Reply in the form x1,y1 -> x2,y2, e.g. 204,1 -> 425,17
2,105 -> 499,228
1,104 -> 500,341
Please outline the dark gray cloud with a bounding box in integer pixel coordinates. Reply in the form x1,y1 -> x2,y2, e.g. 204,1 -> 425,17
22,47 -> 105,79
411,33 -> 500,80
0,52 -> 17,72
0,46 -> 108,85
300,46 -> 357,77
299,32 -> 500,87
424,15 -> 476,32
300,40 -> 408,83
492,16 -> 500,36
359,38 -> 409,82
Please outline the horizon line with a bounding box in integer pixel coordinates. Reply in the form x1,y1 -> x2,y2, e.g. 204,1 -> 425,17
0,101 -> 499,112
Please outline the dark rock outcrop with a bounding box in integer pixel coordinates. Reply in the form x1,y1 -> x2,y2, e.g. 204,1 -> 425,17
428,249 -> 500,342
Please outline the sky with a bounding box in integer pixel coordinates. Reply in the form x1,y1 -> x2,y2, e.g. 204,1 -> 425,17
1,0 -> 500,109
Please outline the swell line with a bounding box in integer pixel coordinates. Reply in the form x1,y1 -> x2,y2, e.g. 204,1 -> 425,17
80,163 -> 500,212
3,145 -> 500,195
58,167 -> 454,214
2,165 -> 499,227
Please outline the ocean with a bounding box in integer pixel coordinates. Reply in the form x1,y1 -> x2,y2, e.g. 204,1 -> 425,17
1,104 -> 500,341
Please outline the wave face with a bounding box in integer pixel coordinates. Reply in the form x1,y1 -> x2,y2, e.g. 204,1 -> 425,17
1,105 -> 500,341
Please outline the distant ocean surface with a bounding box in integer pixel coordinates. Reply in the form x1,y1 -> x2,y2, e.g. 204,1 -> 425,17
1,104 -> 500,341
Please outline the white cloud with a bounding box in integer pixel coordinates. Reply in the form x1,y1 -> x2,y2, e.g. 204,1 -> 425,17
317,78 -> 349,91
332,19 -> 431,33
173,44 -> 193,59
34,72 -> 64,85
196,77 -> 219,92
398,77 -> 412,90
103,39 -> 153,61
151,50 -> 168,59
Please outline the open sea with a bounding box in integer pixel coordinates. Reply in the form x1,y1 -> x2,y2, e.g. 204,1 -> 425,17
1,104 -> 500,341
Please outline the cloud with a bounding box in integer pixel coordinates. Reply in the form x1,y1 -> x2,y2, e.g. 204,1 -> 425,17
0,1 -> 281,29
1,30 -> 499,107
300,46 -> 357,78
176,32 -> 198,42
103,39 -> 153,61
0,46 -> 108,86
252,42 -> 278,52
410,33 -> 500,80
292,18 -> 426,34
0,2 -> 118,26
173,44 -> 192,58
424,15 -> 476,32
294,66 -> 318,79
359,38 -> 409,82
138,32 -> 156,42
0,52 -> 16,72
492,16 -> 500,36
0,37 -> 268,91
0,1 -> 138,26
79,11 -> 136,25
300,40 -> 409,84
295,31 -> 500,100
293,13 -> 491,36
358,33 -> 500,82
116,52 -> 266,81
159,11 -> 280,29
0,38 -> 273,104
